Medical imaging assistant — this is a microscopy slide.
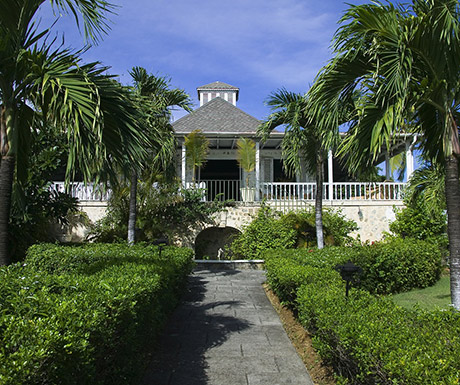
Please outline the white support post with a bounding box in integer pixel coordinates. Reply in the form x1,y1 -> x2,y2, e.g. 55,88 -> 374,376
406,140 -> 415,180
328,149 -> 334,200
181,142 -> 186,187
255,141 -> 260,201
199,92 -> 204,107
385,152 -> 391,180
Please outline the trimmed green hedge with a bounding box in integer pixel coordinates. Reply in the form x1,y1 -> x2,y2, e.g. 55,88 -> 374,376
264,238 -> 442,295
0,243 -> 194,385
264,248 -> 460,385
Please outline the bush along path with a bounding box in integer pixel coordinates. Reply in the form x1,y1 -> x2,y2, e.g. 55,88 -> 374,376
264,240 -> 460,385
141,268 -> 314,385
0,243 -> 194,385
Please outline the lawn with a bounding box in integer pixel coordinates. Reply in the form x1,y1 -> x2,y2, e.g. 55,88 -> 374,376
391,274 -> 451,310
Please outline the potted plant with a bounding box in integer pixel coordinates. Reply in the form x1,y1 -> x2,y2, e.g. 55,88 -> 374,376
185,129 -> 209,184
236,137 -> 256,201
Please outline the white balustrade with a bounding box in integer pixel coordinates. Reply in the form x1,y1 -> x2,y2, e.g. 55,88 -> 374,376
49,182 -> 111,201
50,180 -> 405,203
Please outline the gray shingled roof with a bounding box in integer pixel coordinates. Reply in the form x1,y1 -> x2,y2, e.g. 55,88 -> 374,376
197,81 -> 239,91
172,97 -> 260,134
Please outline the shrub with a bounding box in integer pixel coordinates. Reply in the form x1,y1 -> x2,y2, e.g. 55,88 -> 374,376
88,181 -> 225,243
0,244 -> 194,385
297,283 -> 460,385
229,206 -> 297,259
264,251 -> 460,385
353,238 -> 442,294
390,202 -> 447,240
264,238 -> 442,295
229,206 -> 358,259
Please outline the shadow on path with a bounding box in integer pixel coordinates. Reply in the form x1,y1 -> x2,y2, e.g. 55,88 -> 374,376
141,270 -> 251,385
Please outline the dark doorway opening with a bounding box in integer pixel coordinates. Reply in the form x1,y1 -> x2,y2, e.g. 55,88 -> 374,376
195,227 -> 241,259
273,159 -> 296,182
200,160 -> 240,201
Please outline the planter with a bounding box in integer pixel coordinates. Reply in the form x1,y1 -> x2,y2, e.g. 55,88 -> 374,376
240,187 -> 256,202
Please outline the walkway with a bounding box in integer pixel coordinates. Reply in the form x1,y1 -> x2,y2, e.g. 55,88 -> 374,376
141,268 -> 314,385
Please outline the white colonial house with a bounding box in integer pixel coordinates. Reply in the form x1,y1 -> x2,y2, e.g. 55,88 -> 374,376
51,81 -> 417,254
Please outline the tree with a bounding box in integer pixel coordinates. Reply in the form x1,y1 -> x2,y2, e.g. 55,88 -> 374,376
0,0 -> 147,264
308,0 -> 460,308
184,129 -> 209,183
259,89 -> 338,249
126,67 -> 192,244
236,137 -> 256,187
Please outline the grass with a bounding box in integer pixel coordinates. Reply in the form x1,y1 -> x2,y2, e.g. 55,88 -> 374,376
391,274 -> 451,310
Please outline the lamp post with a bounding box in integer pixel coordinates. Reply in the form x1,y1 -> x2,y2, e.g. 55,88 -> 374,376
152,238 -> 168,258
334,261 -> 362,297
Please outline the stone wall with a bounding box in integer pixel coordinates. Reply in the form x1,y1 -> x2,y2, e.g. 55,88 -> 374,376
75,200 -> 403,245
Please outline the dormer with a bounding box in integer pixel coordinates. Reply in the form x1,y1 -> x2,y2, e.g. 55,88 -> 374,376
197,81 -> 239,107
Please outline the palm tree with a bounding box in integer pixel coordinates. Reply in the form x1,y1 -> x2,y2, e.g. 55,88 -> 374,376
184,129 -> 209,183
0,0 -> 147,264
126,67 -> 192,244
236,137 -> 256,187
308,0 -> 460,308
259,89 -> 337,249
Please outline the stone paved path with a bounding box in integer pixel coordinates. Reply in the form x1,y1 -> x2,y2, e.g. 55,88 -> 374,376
141,268 -> 314,385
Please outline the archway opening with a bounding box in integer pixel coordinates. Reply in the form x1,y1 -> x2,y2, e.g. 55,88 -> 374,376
195,226 -> 241,260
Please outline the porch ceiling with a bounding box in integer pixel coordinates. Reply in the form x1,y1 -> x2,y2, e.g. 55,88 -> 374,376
175,132 -> 284,150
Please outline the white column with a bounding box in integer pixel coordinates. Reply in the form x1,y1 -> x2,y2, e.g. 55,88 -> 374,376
199,92 -> 204,107
255,141 -> 260,201
385,152 -> 391,180
181,142 -> 186,187
406,140 -> 415,180
328,149 -> 333,200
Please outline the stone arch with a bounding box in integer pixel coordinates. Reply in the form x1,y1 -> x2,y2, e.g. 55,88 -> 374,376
195,226 -> 241,259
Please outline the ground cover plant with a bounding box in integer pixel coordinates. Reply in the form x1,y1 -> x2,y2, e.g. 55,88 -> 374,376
229,205 -> 357,260
263,240 -> 458,384
0,243 -> 194,385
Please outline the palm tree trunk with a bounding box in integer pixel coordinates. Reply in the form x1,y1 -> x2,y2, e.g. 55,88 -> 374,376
445,155 -> 460,310
0,156 -> 14,265
315,157 -> 324,249
127,169 -> 137,245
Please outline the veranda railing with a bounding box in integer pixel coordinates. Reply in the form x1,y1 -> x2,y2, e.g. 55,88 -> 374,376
50,180 -> 405,202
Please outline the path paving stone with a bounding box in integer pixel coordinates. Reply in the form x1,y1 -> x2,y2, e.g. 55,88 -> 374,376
141,268 -> 314,385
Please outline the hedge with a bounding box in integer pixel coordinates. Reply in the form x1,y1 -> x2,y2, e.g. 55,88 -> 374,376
264,248 -> 460,385
0,243 -> 194,385
264,237 -> 442,295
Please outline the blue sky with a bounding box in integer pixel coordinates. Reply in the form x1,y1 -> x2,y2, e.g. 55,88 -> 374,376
37,0 -> 366,121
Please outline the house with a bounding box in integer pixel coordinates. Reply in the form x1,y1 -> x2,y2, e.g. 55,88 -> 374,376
172,81 -> 414,203
51,81 -> 417,249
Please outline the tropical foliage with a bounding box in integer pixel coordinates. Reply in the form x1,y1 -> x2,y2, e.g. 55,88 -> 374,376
229,205 -> 357,259
0,0 -> 147,264
259,89 -> 339,248
88,180 -> 225,244
8,130 -> 82,261
236,137 -> 256,187
307,0 -> 460,309
126,68 -> 192,244
184,129 -> 209,182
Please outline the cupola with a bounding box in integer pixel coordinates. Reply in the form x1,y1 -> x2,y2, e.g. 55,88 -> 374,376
197,81 -> 239,107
